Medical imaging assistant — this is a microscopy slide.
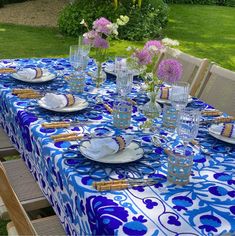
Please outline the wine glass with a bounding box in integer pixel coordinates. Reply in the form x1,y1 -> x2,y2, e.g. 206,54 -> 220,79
170,82 -> 189,111
177,108 -> 201,155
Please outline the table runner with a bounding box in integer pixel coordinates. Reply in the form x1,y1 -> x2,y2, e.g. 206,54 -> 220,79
0,58 -> 234,236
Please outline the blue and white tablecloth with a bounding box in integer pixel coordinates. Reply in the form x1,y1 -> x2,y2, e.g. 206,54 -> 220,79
0,58 -> 234,236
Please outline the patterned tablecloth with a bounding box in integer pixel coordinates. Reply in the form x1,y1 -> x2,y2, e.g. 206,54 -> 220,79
0,58 -> 234,236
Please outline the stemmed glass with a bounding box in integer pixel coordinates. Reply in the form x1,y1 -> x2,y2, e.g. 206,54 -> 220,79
177,108 -> 201,155
170,82 -> 189,111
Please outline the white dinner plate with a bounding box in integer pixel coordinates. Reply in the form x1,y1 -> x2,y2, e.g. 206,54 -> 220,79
156,95 -> 193,104
208,125 -> 235,144
104,63 -> 140,77
80,141 -> 144,164
11,69 -> 56,83
38,96 -> 89,113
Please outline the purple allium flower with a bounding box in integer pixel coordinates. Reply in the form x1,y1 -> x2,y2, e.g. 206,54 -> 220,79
93,36 -> 109,49
144,40 -> 163,52
157,59 -> 183,83
93,17 -> 112,35
83,30 -> 98,45
133,49 -> 152,66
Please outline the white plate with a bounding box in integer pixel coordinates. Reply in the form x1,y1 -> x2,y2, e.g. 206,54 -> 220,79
104,63 -> 140,77
156,95 -> 193,104
38,96 -> 89,113
11,70 -> 56,83
208,126 -> 235,144
80,141 -> 144,164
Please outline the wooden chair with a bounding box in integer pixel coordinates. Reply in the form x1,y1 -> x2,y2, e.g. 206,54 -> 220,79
156,47 -> 209,96
0,159 -> 50,219
0,162 -> 65,235
199,64 -> 235,116
0,127 -> 19,161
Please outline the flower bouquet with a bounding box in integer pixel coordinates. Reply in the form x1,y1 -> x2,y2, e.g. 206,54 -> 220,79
81,16 -> 129,87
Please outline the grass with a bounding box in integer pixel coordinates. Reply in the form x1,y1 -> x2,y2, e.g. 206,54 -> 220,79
0,4 -> 235,70
164,4 -> 235,70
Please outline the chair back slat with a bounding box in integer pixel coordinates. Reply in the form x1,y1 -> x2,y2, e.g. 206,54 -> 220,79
199,64 -> 235,116
157,47 -> 209,96
0,164 -> 37,235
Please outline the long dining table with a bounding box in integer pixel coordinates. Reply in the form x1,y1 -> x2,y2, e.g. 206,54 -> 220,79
0,58 -> 234,236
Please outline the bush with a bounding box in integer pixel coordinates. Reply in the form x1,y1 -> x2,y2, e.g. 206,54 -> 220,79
0,0 -> 29,7
58,0 -> 168,41
0,0 -> 4,8
164,0 -> 235,6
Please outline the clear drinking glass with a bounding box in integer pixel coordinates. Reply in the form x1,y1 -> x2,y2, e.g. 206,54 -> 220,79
176,108 -> 201,155
114,56 -> 127,73
170,82 -> 189,111
116,69 -> 133,97
69,45 -> 90,71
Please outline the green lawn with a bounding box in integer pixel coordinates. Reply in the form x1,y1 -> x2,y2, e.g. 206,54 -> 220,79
0,4 -> 235,70
164,4 -> 235,70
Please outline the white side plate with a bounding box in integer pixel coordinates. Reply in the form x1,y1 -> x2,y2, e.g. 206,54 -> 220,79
208,126 -> 235,144
38,96 -> 89,112
80,141 -> 144,164
156,95 -> 193,104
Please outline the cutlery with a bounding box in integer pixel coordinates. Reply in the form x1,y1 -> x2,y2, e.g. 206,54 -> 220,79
93,178 -> 162,191
50,132 -> 84,142
0,68 -> 16,73
42,120 -> 101,129
200,116 -> 235,125
201,110 -> 223,117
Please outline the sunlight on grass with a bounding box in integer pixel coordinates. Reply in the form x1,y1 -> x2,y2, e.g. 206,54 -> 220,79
0,28 -> 6,31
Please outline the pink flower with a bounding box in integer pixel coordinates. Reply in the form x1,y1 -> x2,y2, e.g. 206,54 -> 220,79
93,17 -> 112,35
83,30 -> 98,45
144,40 -> 163,56
93,36 -> 109,49
133,49 -> 152,66
157,59 -> 183,83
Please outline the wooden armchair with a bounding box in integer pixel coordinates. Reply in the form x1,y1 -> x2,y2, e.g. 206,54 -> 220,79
156,47 -> 209,96
198,64 -> 235,116
0,162 -> 65,235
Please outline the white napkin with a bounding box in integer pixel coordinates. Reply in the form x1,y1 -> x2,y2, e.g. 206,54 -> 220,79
157,87 -> 171,100
41,93 -> 76,109
83,135 -> 133,160
210,123 -> 235,139
13,68 -> 51,80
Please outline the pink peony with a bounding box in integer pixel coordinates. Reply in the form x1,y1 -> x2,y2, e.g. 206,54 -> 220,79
157,59 -> 183,83
133,49 -> 152,66
93,17 -> 112,35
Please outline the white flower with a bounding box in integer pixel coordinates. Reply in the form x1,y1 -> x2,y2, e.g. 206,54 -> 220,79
126,46 -> 133,51
117,15 -> 129,26
120,15 -> 129,24
162,38 -> 179,47
107,23 -> 119,36
80,19 -> 85,25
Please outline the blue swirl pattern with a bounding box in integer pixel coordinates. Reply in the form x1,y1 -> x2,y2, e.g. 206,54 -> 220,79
0,58 -> 234,236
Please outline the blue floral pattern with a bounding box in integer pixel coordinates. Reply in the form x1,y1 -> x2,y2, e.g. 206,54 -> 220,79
0,58 -> 234,235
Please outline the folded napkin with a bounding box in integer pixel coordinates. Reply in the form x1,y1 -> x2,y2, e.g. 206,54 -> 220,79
210,123 -> 235,138
158,87 -> 171,99
41,93 -> 76,109
12,68 -> 51,80
83,135 -> 133,160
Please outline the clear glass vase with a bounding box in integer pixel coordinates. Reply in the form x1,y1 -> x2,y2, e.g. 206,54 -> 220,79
140,92 -> 162,130
91,61 -> 106,88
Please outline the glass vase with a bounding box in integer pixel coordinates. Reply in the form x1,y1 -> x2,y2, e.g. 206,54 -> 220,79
140,92 -> 162,130
92,61 -> 106,88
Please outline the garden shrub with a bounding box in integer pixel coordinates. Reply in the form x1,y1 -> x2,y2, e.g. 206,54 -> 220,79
0,0 -> 4,8
58,0 -> 168,41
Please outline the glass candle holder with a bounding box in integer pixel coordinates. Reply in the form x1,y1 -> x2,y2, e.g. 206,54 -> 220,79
162,104 -> 178,131
68,72 -> 86,94
167,149 -> 193,186
113,98 -> 132,129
